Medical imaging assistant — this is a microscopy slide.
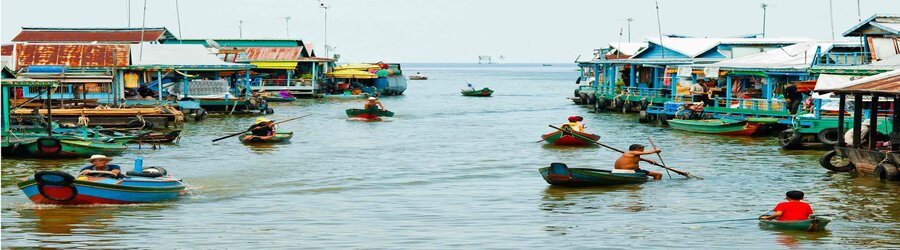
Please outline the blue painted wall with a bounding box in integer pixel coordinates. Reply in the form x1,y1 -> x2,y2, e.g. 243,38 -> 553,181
632,43 -> 689,59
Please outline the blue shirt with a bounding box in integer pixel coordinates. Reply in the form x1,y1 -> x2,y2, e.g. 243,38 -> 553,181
80,164 -> 122,172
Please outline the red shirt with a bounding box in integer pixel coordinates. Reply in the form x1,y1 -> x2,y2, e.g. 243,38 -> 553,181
773,201 -> 813,221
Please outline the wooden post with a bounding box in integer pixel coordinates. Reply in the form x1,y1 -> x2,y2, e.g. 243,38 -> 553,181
894,95 -> 900,151
157,70 -> 163,101
182,70 -> 189,99
853,94 -> 863,148
837,94 -> 846,146
869,94 -> 879,149
629,64 -> 636,87
726,75 -> 732,100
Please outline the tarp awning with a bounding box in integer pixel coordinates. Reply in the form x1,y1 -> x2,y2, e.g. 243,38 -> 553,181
326,70 -> 377,79
333,64 -> 381,71
251,61 -> 298,70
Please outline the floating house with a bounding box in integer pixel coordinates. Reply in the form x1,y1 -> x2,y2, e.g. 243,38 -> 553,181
166,39 -> 332,97
12,27 -> 178,44
573,42 -> 647,104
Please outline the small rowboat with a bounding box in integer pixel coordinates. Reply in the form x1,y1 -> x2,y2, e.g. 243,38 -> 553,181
239,131 -> 294,143
346,107 -> 395,120
409,75 -> 428,80
667,118 -> 760,136
461,87 -> 494,97
17,168 -> 186,205
759,216 -> 831,231
23,137 -> 127,157
539,163 -> 648,187
541,128 -> 600,146
263,96 -> 297,102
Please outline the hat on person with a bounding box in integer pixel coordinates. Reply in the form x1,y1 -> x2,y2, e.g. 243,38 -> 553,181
368,97 -> 377,101
87,155 -> 113,162
255,118 -> 272,124
568,116 -> 579,122
576,116 -> 584,121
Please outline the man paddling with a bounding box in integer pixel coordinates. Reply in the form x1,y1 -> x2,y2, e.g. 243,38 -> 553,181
364,97 -> 387,111
79,155 -> 123,177
246,118 -> 276,141
613,144 -> 663,180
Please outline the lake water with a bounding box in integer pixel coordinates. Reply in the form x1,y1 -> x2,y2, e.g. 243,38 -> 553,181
2,63 -> 898,249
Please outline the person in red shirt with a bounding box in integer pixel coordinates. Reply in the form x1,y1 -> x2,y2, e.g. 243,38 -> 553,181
759,190 -> 814,221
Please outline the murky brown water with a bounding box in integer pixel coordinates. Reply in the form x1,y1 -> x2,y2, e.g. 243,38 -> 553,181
3,64 -> 898,249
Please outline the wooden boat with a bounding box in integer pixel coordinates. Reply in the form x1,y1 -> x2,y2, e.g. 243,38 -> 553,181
667,118 -> 760,136
539,163 -> 648,187
541,127 -> 600,146
409,75 -> 428,80
263,96 -> 297,102
22,137 -> 127,157
239,131 -> 294,143
324,94 -> 369,99
130,130 -> 182,143
461,87 -> 494,97
17,168 -> 185,205
346,107 -> 395,120
759,216 -> 831,232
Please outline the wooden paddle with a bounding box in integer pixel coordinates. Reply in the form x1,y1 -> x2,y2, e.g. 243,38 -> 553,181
648,137 -> 673,179
212,114 -> 311,142
547,125 -> 703,179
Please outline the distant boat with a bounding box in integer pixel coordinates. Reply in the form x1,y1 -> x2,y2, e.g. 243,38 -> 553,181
542,64 -> 552,66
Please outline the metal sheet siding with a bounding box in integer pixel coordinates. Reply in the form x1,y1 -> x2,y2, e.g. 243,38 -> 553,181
631,44 -> 689,59
15,44 -> 129,70
245,47 -> 302,61
12,30 -> 165,43
843,74 -> 900,93
1,45 -> 12,56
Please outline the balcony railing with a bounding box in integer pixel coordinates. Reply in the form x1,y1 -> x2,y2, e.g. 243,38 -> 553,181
815,52 -> 870,66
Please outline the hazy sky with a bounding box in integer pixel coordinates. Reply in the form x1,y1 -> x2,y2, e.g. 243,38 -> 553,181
2,0 -> 898,63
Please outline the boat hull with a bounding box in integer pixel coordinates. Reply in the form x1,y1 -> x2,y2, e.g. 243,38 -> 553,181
263,97 -> 297,102
667,119 -> 760,136
17,172 -> 185,205
346,108 -> 395,120
23,138 -> 127,157
239,131 -> 294,143
541,130 -> 600,146
539,163 -> 648,187
461,88 -> 493,97
759,216 -> 831,231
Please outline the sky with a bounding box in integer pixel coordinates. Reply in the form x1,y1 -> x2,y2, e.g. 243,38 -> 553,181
2,0 -> 899,63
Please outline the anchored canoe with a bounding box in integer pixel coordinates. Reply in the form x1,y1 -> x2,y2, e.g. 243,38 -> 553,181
17,169 -> 186,205
539,163 -> 649,187
22,137 -> 127,157
541,128 -> 600,146
239,131 -> 294,143
346,107 -> 395,120
759,216 -> 831,232
667,118 -> 760,136
461,88 -> 494,97
263,96 -> 297,102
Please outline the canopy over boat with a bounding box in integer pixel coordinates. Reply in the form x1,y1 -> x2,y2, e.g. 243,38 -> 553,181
326,69 -> 378,79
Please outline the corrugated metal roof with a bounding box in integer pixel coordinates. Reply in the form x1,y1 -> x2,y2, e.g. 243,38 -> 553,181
243,47 -> 302,61
608,42 -> 646,56
129,44 -> 252,70
14,44 -> 129,70
843,14 -> 900,37
1,45 -> 12,56
818,68 -> 900,94
13,27 -> 170,43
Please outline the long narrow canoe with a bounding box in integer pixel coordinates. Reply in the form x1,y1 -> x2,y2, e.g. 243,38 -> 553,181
667,118 -> 760,136
539,163 -> 648,187
759,216 -> 831,231
346,107 -> 395,120
23,137 -> 127,157
541,128 -> 600,146
263,96 -> 297,102
239,131 -> 294,143
461,87 -> 493,97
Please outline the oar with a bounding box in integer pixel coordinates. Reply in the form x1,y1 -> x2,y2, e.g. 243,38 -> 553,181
682,218 -> 762,224
648,137 -> 673,179
212,114 -> 311,142
548,125 -> 703,179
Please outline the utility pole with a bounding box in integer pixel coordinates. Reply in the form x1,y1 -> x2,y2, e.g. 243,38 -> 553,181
655,1 -> 664,58
175,0 -> 184,42
829,0 -> 836,40
239,20 -> 244,39
126,0 -> 132,27
626,18 -> 633,42
761,3 -> 768,38
139,0 -> 147,60
285,16 -> 291,38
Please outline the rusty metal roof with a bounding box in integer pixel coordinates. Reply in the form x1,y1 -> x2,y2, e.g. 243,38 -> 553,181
819,69 -> 900,95
1,44 -> 12,56
243,47 -> 302,61
15,44 -> 129,70
12,27 -> 173,43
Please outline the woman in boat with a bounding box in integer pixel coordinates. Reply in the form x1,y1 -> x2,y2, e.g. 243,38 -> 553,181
246,118 -> 276,141
759,190 -> 814,221
364,97 -> 387,111
79,155 -> 123,177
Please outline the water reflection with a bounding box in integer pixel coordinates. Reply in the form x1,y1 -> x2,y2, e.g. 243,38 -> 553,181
540,185 -> 646,214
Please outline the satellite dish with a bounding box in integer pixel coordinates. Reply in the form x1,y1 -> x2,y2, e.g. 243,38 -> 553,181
206,39 -> 222,49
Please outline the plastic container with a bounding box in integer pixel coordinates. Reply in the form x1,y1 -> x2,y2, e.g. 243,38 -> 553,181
134,157 -> 144,172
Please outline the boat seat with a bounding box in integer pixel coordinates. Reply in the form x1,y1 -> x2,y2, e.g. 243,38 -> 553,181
611,169 -> 636,174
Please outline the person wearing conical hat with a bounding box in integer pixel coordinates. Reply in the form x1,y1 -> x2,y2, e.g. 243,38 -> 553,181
363,97 -> 387,111
79,155 -> 123,177
562,116 -> 585,132
245,118 -> 276,141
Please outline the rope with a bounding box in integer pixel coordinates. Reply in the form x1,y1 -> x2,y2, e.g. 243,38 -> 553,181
77,115 -> 90,126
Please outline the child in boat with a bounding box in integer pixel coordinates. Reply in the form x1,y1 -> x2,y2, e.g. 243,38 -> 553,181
759,190 -> 814,221
246,118 -> 276,140
613,144 -> 663,180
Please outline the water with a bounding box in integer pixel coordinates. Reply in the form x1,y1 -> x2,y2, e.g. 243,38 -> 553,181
2,63 -> 898,249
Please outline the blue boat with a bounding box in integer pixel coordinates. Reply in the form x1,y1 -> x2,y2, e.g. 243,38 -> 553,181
17,161 -> 186,205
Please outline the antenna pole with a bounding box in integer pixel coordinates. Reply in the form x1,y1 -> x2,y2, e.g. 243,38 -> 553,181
856,0 -> 861,22
285,16 -> 291,38
239,20 -> 244,39
655,0 -> 664,58
139,0 -> 147,60
829,0 -> 835,40
127,0 -> 132,27
175,0 -> 184,42
321,1 -> 329,59
627,18 -> 633,42
761,3 -> 768,38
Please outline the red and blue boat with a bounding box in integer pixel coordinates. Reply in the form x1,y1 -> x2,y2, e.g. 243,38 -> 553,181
541,128 -> 600,146
346,107 -> 395,120
17,161 -> 186,205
